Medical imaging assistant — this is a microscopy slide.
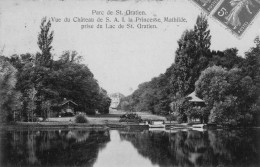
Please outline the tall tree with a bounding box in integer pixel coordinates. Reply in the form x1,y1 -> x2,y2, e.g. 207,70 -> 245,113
34,18 -> 57,117
121,14 -> 212,115
36,17 -> 54,67
174,13 -> 211,96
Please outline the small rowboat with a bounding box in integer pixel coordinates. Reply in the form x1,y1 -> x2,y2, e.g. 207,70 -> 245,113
192,123 -> 217,130
144,120 -> 166,128
192,124 -> 207,129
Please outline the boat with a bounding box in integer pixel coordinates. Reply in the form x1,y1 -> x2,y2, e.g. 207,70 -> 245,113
191,123 -> 218,131
144,120 -> 166,128
191,124 -> 207,132
192,124 -> 207,129
148,128 -> 166,132
192,127 -> 207,132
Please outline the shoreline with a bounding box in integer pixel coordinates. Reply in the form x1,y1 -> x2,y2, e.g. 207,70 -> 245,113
1,121 -> 259,131
0,122 -> 150,131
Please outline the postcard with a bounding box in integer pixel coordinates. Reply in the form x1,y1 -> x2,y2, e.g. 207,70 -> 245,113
0,0 -> 259,167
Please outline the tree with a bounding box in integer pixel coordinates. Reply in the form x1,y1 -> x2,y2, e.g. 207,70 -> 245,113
25,87 -> 37,122
120,14 -> 212,115
122,14 -> 212,115
33,17 -> 57,117
173,13 -> 211,96
50,51 -> 110,114
243,36 -> 260,81
2,16 -> 111,120
120,101 -> 131,111
172,97 -> 190,123
0,57 -> 21,122
208,48 -> 243,69
96,88 -> 111,114
242,36 -> 260,125
195,66 -> 258,125
36,17 -> 54,67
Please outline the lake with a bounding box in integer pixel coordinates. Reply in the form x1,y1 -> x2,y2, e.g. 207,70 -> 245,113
0,128 -> 259,167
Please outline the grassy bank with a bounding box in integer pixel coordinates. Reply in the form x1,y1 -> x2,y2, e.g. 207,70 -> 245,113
0,111 -> 172,131
0,121 -> 150,131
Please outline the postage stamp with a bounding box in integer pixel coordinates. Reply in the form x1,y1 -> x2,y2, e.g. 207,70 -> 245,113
213,0 -> 260,36
190,0 -> 222,13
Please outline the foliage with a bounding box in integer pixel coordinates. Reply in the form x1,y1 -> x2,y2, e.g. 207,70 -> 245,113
0,57 -> 21,122
75,113 -> 89,123
120,14 -> 259,127
1,14 -> 259,127
165,114 -> 177,121
195,65 -> 258,126
25,87 -> 37,121
7,50 -> 111,119
172,13 -> 211,96
1,17 -> 111,121
119,101 -> 131,111
172,98 -> 190,123
110,92 -> 125,99
120,13 -> 212,116
50,51 -> 111,114
36,17 -> 54,67
96,88 -> 111,114
119,113 -> 142,123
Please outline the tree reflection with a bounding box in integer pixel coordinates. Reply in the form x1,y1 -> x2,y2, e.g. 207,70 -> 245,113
120,129 -> 260,167
0,129 -> 110,167
0,129 -> 259,167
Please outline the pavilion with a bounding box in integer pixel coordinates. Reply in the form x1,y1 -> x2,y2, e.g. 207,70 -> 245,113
59,98 -> 78,117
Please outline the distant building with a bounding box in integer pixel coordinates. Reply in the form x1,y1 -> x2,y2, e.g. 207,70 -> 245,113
186,91 -> 205,122
170,91 -> 205,122
109,93 -> 124,109
170,91 -> 205,112
59,98 -> 78,116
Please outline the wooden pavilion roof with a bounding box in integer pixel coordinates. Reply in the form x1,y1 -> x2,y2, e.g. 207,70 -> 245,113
60,99 -> 78,106
186,92 -> 204,103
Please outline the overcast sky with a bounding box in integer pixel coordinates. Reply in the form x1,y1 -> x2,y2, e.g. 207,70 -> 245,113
1,0 -> 259,95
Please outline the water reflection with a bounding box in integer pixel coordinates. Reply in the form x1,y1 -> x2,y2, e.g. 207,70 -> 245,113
120,129 -> 260,167
0,129 -> 110,167
0,128 -> 259,167
94,130 -> 158,167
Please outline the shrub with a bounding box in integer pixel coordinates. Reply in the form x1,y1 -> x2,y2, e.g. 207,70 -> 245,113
75,114 -> 89,123
166,114 -> 177,121
85,108 -> 96,115
119,113 -> 142,123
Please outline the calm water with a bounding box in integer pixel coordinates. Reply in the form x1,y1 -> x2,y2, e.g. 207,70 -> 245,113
0,128 -> 259,167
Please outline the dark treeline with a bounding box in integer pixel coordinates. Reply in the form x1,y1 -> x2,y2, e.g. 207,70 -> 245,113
119,14 -> 260,126
0,17 -> 111,122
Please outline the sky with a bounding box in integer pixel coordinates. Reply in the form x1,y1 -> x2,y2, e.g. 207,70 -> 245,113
1,0 -> 260,96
